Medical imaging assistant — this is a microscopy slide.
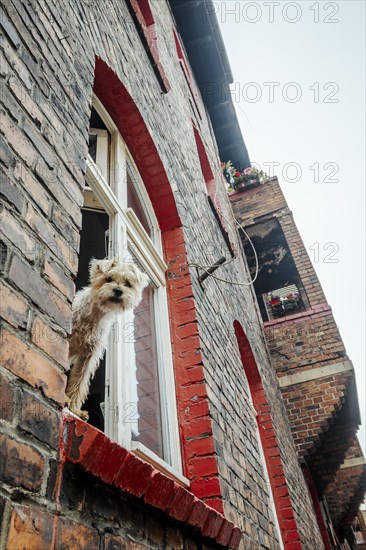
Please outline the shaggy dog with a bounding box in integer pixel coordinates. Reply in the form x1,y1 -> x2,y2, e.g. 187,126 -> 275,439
66,258 -> 149,419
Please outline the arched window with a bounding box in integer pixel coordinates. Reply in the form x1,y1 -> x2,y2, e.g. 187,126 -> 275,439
234,321 -> 302,549
193,125 -> 235,257
76,94 -> 183,479
128,0 -> 170,92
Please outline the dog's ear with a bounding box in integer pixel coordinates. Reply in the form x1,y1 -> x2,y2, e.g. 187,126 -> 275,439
89,258 -> 117,279
89,258 -> 101,280
126,263 -> 150,289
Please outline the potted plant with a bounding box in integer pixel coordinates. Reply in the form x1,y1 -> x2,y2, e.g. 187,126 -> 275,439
220,161 -> 269,192
242,166 -> 268,187
220,161 -> 236,192
268,291 -> 302,318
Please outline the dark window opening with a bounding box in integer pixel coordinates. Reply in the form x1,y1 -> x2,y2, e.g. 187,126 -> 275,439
74,208 -> 109,431
242,219 -> 309,321
88,106 -> 110,164
88,134 -> 97,162
90,107 -> 108,132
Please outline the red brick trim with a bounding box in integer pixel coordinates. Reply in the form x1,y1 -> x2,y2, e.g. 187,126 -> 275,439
173,29 -> 191,80
303,465 -> 332,550
93,57 -> 224,507
192,125 -> 236,257
193,126 -> 216,197
234,321 -> 302,549
163,227 -> 224,513
93,58 -> 176,230
127,0 -> 170,93
62,413 -> 242,548
173,31 -> 203,118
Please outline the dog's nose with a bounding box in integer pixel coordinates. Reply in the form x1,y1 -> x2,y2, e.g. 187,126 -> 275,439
113,288 -> 123,297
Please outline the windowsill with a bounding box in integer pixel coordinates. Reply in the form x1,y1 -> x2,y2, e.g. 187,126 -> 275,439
266,305 -> 305,321
62,411 -> 242,549
263,303 -> 331,326
64,408 -> 188,486
131,441 -> 189,487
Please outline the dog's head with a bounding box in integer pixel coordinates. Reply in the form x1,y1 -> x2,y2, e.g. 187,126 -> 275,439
88,258 -> 150,312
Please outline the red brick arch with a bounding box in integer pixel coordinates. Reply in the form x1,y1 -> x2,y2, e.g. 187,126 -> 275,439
93,57 -> 177,231
92,57 -> 224,511
233,321 -> 302,549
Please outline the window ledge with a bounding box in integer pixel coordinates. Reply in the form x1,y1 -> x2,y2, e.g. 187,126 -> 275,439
263,302 -> 331,327
62,412 -> 242,549
131,441 -> 189,487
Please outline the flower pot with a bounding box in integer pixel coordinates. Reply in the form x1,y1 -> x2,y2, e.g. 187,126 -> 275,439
236,181 -> 246,191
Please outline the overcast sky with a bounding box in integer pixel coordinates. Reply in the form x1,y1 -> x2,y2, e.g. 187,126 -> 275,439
218,0 -> 365,453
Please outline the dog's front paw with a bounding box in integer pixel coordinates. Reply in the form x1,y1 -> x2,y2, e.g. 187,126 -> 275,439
77,409 -> 89,421
69,406 -> 89,421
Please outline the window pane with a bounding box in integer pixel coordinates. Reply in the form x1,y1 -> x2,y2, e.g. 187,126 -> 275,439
132,285 -> 164,459
127,171 -> 152,236
88,107 -> 110,183
90,106 -> 108,131
88,133 -> 97,162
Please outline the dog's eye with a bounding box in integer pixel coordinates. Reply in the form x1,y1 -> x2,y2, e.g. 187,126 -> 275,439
106,277 -> 113,283
125,281 -> 132,288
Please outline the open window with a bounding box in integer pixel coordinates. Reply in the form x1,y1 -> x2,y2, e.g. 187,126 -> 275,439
76,95 -> 183,479
242,219 -> 309,321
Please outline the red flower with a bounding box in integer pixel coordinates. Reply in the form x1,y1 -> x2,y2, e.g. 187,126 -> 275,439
235,171 -> 241,177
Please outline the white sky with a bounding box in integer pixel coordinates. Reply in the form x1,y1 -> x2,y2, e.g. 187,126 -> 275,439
218,0 -> 366,454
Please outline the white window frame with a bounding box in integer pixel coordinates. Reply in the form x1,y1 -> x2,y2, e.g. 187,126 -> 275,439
84,94 -> 186,483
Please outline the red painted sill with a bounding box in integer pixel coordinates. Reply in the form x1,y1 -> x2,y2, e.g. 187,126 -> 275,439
63,413 -> 242,549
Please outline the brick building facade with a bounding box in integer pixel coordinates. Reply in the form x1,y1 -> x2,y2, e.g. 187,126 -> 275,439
231,178 -> 366,548
0,1 -> 364,549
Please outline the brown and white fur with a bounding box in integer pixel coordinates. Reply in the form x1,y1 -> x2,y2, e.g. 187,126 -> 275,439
66,258 -> 149,419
